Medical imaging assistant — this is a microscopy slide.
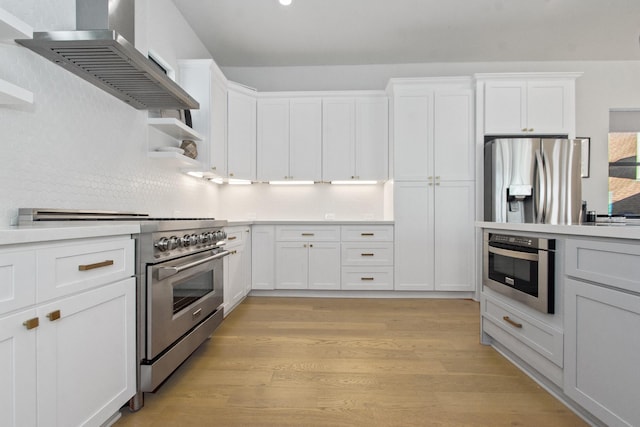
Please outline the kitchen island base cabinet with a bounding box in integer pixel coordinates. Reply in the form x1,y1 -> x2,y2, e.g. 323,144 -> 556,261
564,280 -> 640,427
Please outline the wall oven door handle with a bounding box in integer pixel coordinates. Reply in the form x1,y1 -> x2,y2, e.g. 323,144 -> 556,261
487,246 -> 539,262
158,250 -> 230,280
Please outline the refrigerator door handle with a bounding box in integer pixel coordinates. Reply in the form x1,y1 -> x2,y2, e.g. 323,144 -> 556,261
535,150 -> 545,223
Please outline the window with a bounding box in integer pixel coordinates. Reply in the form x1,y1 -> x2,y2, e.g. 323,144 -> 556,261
608,110 -> 640,215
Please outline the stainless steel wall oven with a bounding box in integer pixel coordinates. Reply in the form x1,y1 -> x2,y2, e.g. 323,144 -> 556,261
483,231 -> 555,313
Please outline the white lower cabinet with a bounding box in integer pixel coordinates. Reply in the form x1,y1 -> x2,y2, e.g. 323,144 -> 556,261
0,236 -> 136,427
251,225 -> 275,290
224,227 -> 251,316
394,181 -> 474,291
37,278 -> 136,427
275,241 -> 340,290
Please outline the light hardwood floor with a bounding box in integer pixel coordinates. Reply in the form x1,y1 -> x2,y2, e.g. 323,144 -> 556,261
116,297 -> 587,427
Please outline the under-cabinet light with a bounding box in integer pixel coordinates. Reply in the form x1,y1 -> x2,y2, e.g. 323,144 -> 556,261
228,179 -> 252,185
279,0 -> 292,5
186,171 -> 204,178
269,180 -> 315,185
208,177 -> 224,184
330,180 -> 378,185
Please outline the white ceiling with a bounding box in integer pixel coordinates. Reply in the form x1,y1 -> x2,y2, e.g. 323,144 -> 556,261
172,0 -> 640,67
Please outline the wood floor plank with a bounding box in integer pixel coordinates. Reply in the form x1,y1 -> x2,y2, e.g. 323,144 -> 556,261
115,297 -> 588,427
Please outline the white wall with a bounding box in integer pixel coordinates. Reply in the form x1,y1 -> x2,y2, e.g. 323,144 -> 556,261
224,61 -> 640,214
0,0 -> 221,227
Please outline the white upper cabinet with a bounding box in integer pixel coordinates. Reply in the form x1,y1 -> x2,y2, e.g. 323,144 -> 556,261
227,83 -> 257,181
355,97 -> 389,181
257,96 -> 322,182
257,98 -> 290,181
390,79 -> 473,182
178,59 -> 228,176
322,94 -> 388,182
478,73 -> 581,137
290,98 -> 322,181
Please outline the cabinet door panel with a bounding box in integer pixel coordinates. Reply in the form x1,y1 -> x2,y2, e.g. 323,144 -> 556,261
252,226 -> 275,290
275,242 -> 308,289
527,80 -> 571,134
0,309 -> 36,427
308,243 -> 340,290
394,182 -> 434,290
290,98 -> 322,181
210,73 -> 228,176
356,97 -> 388,181
484,81 -> 526,134
0,250 -> 35,314
434,90 -> 474,181
257,99 -> 290,181
228,88 -> 257,180
37,278 -> 136,427
393,94 -> 432,181
565,279 -> 640,427
226,245 -> 246,312
434,181 -> 475,291
322,98 -> 355,181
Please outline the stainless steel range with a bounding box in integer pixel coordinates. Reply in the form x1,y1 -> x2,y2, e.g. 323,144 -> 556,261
18,209 -> 229,411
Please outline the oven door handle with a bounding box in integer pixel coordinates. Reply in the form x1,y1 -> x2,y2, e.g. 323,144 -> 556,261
487,245 -> 539,262
158,250 -> 230,280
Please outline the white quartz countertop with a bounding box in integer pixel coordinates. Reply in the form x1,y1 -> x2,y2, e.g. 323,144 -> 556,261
0,222 -> 141,246
476,221 -> 640,240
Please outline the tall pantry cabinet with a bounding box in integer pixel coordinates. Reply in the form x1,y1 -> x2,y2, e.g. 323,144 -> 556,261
388,78 -> 475,292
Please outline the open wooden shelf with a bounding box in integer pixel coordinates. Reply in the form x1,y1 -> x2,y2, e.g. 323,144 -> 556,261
148,118 -> 203,141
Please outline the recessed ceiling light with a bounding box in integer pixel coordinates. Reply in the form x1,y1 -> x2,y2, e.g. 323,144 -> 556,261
279,0 -> 292,5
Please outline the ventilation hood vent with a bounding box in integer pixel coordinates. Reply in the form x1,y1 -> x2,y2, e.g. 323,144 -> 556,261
16,1 -> 199,110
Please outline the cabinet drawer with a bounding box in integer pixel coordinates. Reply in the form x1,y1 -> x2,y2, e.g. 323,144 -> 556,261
341,267 -> 393,290
341,225 -> 393,242
275,225 -> 340,241
341,242 -> 393,266
565,238 -> 640,294
482,293 -> 563,368
224,227 -> 249,248
36,238 -> 134,302
0,249 -> 36,314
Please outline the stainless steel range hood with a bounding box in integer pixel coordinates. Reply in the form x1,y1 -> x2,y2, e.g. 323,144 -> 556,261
16,0 -> 199,110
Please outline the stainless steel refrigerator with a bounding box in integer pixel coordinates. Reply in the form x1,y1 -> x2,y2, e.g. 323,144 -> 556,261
484,138 -> 582,224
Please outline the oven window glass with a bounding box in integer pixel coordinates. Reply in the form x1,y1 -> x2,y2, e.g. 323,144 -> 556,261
489,252 -> 539,297
172,270 -> 215,314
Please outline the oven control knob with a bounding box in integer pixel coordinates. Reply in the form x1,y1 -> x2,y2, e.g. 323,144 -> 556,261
155,237 -> 170,251
190,234 -> 199,245
180,234 -> 191,247
168,236 -> 180,250
216,230 -> 225,242
204,232 -> 214,243
200,233 -> 209,244
221,231 -> 227,240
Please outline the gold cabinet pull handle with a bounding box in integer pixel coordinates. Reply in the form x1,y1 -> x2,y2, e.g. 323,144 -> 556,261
301,233 -> 315,236
23,317 -> 39,330
228,236 -> 237,240
503,316 -> 523,329
361,277 -> 374,281
47,310 -> 61,321
361,253 -> 374,257
361,233 -> 374,236
78,260 -> 114,271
